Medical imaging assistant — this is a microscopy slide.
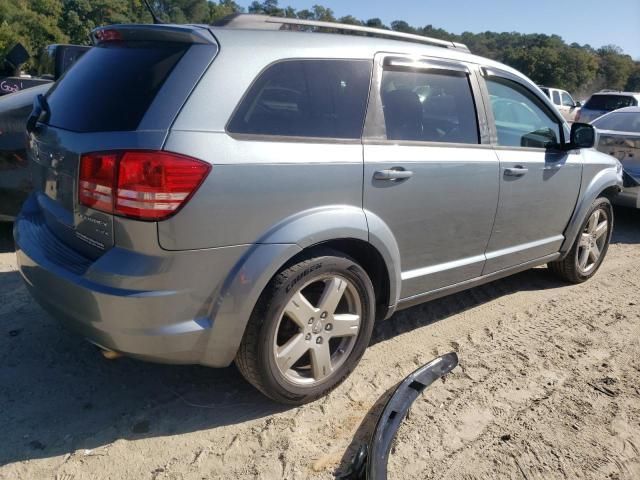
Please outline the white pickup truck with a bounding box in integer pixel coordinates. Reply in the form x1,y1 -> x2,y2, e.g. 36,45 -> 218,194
539,86 -> 581,123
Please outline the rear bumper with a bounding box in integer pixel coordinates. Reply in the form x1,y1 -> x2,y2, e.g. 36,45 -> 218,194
14,197 -> 249,366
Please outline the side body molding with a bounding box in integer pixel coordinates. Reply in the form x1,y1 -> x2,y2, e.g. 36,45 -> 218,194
560,157 -> 622,257
200,206 -> 402,367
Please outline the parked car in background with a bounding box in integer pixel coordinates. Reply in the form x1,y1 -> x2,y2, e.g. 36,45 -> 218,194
0,44 -> 88,221
15,15 -> 622,405
0,44 -> 89,96
0,83 -> 51,221
593,106 -> 640,209
577,91 -> 640,123
539,86 -> 581,122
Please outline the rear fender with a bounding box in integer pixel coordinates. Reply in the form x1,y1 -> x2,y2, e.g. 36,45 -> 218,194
200,206 -> 401,367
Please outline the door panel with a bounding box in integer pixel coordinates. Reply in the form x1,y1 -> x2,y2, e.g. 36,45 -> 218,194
364,145 -> 499,298
484,149 -> 581,273
482,73 -> 581,274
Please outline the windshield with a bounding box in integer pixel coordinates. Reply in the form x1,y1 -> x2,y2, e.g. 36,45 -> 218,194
593,111 -> 640,133
584,94 -> 638,111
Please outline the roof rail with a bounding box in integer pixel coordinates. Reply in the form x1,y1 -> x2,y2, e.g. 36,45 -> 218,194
213,14 -> 470,52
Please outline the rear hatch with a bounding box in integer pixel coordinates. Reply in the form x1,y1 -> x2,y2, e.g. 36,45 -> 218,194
27,24 -> 218,259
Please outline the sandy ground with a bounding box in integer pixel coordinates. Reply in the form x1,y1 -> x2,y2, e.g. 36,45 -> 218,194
0,208 -> 639,480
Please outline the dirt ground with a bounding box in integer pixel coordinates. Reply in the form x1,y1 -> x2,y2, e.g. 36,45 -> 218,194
1,207 -> 639,480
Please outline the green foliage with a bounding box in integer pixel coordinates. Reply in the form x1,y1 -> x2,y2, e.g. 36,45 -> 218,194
0,0 -> 636,95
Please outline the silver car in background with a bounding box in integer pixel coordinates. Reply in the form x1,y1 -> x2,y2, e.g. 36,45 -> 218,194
577,91 -> 640,123
15,14 -> 623,404
593,106 -> 640,208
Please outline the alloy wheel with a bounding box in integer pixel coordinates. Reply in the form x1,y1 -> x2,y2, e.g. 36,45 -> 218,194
577,207 -> 609,275
272,274 -> 362,386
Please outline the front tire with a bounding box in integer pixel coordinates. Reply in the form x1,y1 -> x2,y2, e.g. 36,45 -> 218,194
548,197 -> 613,283
235,249 -> 376,405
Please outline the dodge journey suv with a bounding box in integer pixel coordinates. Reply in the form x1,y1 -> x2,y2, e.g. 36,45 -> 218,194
16,14 -> 623,404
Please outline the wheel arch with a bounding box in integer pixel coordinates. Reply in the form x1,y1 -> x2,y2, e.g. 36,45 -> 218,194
560,165 -> 622,258
200,206 -> 401,367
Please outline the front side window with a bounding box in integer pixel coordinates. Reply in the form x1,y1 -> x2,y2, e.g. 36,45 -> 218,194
561,92 -> 575,107
380,69 -> 479,144
552,91 -> 561,105
487,77 -> 561,148
227,59 -> 372,139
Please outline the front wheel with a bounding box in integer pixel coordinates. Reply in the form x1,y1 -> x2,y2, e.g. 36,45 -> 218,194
235,249 -> 376,405
548,197 -> 613,283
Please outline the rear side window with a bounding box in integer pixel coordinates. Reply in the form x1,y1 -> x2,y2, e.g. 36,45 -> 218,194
227,59 -> 372,139
552,91 -> 561,105
380,70 -> 479,144
45,42 -> 188,133
584,95 -> 638,111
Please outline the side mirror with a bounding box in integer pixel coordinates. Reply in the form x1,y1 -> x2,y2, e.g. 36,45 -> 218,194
569,122 -> 597,149
575,101 -> 582,108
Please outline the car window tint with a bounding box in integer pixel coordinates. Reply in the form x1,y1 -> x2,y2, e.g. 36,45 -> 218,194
585,95 -> 638,111
380,70 -> 479,144
592,111 -> 640,133
46,42 -> 188,132
561,92 -> 575,107
552,91 -> 561,105
487,78 -> 561,148
227,59 -> 372,139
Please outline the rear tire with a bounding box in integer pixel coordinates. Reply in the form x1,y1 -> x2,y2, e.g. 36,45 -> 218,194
548,197 -> 613,283
235,249 -> 376,405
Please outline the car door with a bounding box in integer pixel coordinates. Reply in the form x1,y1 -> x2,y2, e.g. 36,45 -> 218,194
363,55 -> 499,299
479,68 -> 581,274
560,91 -> 578,122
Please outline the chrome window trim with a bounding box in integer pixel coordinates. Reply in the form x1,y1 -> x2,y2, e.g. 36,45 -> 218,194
362,52 -> 489,146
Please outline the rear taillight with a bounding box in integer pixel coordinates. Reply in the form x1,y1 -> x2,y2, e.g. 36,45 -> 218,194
79,151 -> 210,221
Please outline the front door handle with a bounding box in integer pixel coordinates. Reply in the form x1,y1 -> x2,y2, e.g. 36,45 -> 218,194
504,166 -> 528,177
374,168 -> 414,181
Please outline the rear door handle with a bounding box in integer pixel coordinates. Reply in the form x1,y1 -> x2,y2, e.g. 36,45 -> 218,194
374,168 -> 414,181
504,166 -> 528,177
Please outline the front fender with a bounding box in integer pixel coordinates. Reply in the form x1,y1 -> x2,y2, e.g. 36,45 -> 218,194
560,155 -> 622,255
200,206 -> 402,367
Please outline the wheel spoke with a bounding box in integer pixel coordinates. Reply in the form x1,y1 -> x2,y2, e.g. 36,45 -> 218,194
276,333 -> 309,371
578,246 -> 589,269
579,233 -> 591,247
594,220 -> 608,239
589,242 -> 601,262
310,342 -> 333,381
329,314 -> 360,338
317,277 -> 347,315
284,291 -> 318,328
588,210 -> 600,233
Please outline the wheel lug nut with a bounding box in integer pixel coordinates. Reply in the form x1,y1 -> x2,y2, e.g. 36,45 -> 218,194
316,337 -> 323,344
305,333 -> 311,341
325,323 -> 332,331
320,311 -> 328,319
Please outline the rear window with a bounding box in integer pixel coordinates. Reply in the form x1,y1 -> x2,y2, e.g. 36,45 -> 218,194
45,42 -> 188,133
592,111 -> 640,133
227,59 -> 372,139
584,94 -> 638,111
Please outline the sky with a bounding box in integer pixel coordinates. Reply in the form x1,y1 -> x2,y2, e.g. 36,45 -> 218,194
241,0 -> 640,59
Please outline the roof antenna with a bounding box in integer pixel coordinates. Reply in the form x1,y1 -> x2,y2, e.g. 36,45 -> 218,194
142,0 -> 163,24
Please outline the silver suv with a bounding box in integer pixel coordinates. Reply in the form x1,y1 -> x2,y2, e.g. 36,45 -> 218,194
15,15 -> 623,404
